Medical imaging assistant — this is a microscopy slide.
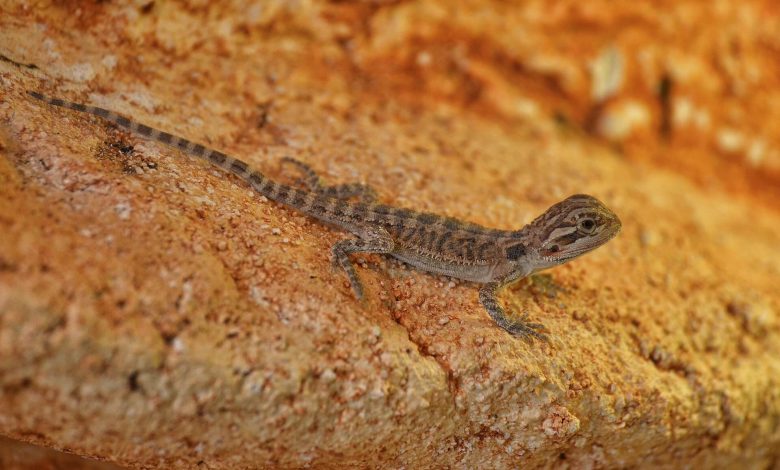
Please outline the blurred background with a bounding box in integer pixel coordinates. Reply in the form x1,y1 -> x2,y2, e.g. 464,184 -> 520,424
336,0 -> 780,206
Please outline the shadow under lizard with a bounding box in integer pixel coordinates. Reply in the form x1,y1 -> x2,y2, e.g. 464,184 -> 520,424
28,91 -> 622,342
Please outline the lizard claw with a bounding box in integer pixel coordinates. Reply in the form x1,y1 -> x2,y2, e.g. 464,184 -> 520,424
506,317 -> 549,343
350,282 -> 364,301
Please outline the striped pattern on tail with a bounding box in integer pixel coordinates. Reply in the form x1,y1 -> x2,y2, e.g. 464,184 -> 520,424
29,91 -> 254,178
26,91 -> 357,226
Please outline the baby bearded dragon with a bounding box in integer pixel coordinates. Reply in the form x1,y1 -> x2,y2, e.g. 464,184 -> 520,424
28,91 -> 622,342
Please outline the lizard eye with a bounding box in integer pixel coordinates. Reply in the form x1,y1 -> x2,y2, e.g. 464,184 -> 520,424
548,244 -> 560,253
578,218 -> 596,233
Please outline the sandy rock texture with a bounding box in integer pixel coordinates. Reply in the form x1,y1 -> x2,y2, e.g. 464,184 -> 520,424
1,1 -> 779,468
0,435 -> 119,470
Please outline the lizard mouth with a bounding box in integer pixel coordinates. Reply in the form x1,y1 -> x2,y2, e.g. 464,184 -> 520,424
542,249 -> 590,263
542,222 -> 621,263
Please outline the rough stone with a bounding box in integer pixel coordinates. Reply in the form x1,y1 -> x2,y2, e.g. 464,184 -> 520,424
1,1 -> 779,468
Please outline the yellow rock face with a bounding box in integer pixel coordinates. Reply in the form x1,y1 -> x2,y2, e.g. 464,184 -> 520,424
0,1 -> 778,468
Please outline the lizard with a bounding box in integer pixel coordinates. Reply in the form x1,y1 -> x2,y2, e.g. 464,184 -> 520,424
27,90 -> 622,342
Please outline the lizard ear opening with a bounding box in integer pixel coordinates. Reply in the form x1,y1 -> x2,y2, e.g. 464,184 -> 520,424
506,243 -> 527,260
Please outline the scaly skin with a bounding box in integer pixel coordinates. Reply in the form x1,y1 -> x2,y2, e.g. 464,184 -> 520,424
28,91 -> 622,342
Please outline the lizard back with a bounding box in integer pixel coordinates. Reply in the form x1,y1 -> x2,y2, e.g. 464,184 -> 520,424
27,91 -> 512,273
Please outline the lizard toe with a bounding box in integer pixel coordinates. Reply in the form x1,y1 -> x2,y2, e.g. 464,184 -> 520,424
351,284 -> 364,301
507,320 -> 549,343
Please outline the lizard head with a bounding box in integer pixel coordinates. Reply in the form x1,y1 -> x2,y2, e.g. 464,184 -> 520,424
512,194 -> 621,273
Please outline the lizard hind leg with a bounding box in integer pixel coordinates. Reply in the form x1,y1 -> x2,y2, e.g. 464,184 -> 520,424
331,228 -> 394,300
280,157 -> 377,202
479,282 -> 549,343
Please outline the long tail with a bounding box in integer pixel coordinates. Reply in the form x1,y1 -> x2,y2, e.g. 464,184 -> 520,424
27,90 -> 362,227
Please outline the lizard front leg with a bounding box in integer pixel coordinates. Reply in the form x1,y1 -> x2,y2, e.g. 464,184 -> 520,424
479,281 -> 549,342
332,228 -> 394,300
281,157 -> 377,202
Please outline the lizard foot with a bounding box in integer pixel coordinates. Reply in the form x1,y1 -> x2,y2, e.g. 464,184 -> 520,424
280,156 -> 377,202
331,231 -> 393,302
506,313 -> 549,343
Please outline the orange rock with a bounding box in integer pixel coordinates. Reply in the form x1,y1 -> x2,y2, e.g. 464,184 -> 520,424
0,1 -> 778,468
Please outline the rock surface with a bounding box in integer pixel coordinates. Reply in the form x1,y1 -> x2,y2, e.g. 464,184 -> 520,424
0,436 -> 119,470
1,1 -> 779,468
